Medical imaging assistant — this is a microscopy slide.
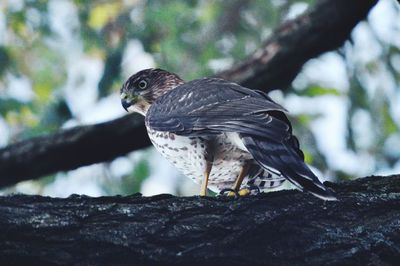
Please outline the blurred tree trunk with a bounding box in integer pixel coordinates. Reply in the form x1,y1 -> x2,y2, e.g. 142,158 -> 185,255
0,175 -> 399,265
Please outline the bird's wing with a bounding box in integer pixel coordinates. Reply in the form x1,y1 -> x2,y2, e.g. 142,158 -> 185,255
146,78 -> 290,141
146,78 -> 335,200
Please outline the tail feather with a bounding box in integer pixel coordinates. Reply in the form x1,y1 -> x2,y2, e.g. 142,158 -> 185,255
246,163 -> 286,190
241,135 -> 337,201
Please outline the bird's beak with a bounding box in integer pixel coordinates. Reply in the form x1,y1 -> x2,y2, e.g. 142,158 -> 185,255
121,92 -> 133,112
121,99 -> 131,112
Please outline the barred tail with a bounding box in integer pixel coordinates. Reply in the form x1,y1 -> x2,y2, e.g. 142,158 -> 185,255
242,135 -> 337,201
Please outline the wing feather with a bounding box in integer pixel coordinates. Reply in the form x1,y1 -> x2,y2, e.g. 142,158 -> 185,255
146,78 -> 290,141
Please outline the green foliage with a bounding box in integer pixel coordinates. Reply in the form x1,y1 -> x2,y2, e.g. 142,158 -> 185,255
98,49 -> 123,97
0,98 -> 24,115
298,85 -> 342,97
101,159 -> 150,196
0,47 -> 11,77
129,159 -> 150,193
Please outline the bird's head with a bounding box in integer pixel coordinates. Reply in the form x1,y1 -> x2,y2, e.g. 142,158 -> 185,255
120,68 -> 184,116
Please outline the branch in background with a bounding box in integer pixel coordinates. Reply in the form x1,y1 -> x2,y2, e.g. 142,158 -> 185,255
0,0 -> 378,187
0,175 -> 399,265
0,114 -> 149,187
218,0 -> 378,90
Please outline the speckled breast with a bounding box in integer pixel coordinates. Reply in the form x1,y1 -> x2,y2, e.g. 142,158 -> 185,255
146,127 -> 253,192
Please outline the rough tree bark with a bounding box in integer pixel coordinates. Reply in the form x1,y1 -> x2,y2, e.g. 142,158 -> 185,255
0,175 -> 399,265
0,0 -> 379,186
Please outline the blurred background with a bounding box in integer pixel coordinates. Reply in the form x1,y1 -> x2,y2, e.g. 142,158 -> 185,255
0,0 -> 399,197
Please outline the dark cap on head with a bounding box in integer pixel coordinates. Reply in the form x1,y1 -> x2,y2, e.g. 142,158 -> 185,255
120,68 -> 184,114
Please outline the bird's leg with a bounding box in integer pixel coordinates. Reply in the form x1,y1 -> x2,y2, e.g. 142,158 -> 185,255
228,163 -> 250,197
200,162 -> 212,196
232,164 -> 250,191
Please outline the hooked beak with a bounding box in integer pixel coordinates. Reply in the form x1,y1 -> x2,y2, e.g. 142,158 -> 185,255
121,99 -> 131,112
121,92 -> 134,112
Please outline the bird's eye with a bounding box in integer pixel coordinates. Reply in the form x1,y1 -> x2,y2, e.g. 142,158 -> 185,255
138,80 -> 147,89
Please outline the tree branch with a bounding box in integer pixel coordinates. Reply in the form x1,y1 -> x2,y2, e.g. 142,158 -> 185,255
218,0 -> 378,90
0,0 -> 378,187
0,175 -> 398,265
0,114 -> 149,187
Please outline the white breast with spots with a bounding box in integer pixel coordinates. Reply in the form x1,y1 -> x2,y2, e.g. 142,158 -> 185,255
146,128 -> 253,192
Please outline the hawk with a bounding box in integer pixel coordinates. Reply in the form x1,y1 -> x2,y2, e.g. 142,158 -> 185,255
120,68 -> 336,200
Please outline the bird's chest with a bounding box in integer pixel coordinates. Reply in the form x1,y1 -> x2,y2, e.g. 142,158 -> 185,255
146,128 -> 252,191
146,128 -> 210,173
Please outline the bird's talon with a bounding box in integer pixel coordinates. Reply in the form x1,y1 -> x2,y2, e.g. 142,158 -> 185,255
234,186 -> 260,196
238,188 -> 251,196
246,185 -> 261,195
219,188 -> 239,198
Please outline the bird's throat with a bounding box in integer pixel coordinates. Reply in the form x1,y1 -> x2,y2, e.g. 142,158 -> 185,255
127,97 -> 151,116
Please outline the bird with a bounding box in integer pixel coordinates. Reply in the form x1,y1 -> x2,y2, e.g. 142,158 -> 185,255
120,68 -> 336,200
